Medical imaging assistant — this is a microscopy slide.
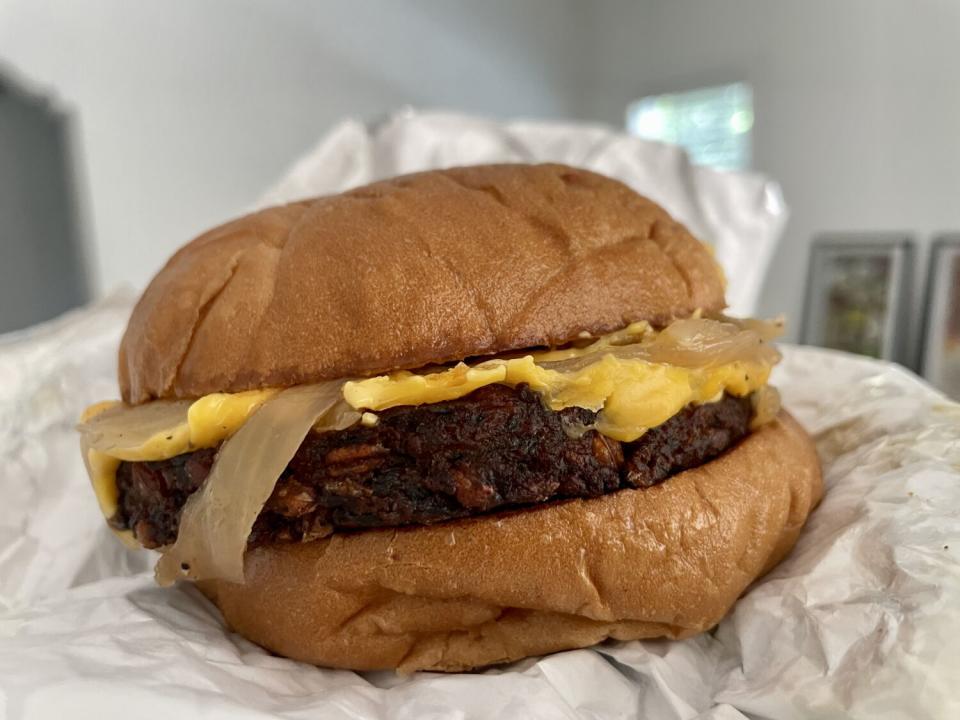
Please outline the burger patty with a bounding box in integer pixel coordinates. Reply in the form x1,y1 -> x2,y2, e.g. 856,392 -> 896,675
112,385 -> 753,548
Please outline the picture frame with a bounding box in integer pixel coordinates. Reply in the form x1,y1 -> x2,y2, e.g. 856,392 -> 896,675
800,235 -> 913,362
920,236 -> 960,399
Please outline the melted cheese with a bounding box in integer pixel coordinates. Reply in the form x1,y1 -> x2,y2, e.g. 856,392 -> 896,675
84,449 -> 122,518
344,352 -> 769,443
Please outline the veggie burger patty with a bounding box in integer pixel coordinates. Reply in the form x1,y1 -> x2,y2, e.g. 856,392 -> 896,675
113,384 -> 753,548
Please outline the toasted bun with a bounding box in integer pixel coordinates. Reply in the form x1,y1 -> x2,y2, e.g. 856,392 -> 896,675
200,411 -> 821,672
119,163 -> 726,403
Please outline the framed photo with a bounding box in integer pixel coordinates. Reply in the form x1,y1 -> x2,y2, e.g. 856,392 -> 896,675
921,236 -> 960,399
800,235 -> 913,362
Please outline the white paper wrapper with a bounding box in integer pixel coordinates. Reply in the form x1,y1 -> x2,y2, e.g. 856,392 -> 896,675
2,114 -> 958,718
258,110 -> 788,317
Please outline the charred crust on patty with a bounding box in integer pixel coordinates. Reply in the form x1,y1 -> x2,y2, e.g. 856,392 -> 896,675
112,385 -> 752,548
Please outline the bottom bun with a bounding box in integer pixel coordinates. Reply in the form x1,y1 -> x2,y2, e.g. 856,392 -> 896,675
201,411 -> 822,673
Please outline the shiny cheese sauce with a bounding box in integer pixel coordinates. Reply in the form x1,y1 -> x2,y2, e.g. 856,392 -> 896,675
343,353 -> 768,442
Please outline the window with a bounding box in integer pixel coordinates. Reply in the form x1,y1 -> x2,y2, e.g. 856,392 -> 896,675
626,82 -> 753,171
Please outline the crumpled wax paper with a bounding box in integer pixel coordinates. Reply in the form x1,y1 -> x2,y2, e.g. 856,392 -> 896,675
2,112 -> 958,718
258,110 -> 788,317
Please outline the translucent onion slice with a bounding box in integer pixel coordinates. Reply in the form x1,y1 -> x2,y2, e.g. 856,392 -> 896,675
712,312 -> 786,342
155,382 -> 346,585
77,398 -> 193,462
540,316 -> 783,374
77,390 -> 278,463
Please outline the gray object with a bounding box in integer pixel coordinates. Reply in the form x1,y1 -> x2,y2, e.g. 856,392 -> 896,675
920,236 -> 960,399
801,235 -> 914,364
0,69 -> 90,334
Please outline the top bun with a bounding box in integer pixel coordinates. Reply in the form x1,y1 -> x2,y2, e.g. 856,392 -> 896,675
119,163 -> 726,403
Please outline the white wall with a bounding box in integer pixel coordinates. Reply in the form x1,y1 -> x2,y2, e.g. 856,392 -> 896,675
4,0 -> 958,350
588,0 -> 960,347
0,0 -> 586,295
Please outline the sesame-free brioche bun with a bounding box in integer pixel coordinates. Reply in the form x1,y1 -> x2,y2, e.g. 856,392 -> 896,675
200,412 -> 821,673
119,163 -> 726,403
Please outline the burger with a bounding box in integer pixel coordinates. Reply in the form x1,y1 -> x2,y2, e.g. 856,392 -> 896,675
78,163 -> 822,673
